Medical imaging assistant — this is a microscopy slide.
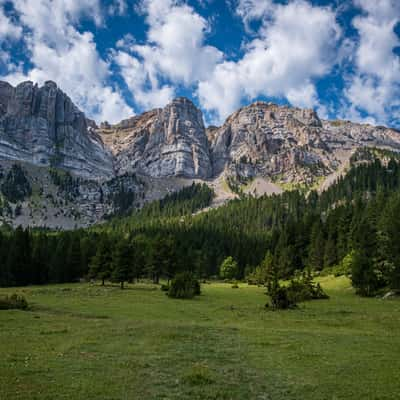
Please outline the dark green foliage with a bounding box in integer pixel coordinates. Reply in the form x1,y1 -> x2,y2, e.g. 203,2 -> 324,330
0,293 -> 28,310
168,272 -> 201,299
267,286 -> 296,310
49,168 -> 79,200
2,150 -> 400,298
1,164 -> 32,202
160,284 -> 169,292
133,183 -> 214,219
111,239 -> 133,289
219,256 -> 239,280
286,271 -> 329,303
88,236 -> 112,285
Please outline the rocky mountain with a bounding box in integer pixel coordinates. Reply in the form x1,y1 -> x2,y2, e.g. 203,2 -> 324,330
98,97 -> 211,179
209,102 -> 400,186
0,80 -> 113,180
1,79 -> 400,228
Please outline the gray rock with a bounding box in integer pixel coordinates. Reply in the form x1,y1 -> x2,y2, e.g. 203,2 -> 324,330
210,101 -> 400,184
0,80 -> 113,180
98,97 -> 211,179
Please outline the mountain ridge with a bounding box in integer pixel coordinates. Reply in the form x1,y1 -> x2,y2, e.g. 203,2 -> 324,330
1,79 -> 400,227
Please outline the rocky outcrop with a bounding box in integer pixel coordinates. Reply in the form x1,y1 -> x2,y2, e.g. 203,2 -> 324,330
98,97 -> 211,179
210,101 -> 400,184
0,81 -> 113,180
210,102 -> 330,184
2,78 -> 400,229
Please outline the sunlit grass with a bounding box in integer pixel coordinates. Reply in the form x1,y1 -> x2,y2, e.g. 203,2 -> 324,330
0,278 -> 399,399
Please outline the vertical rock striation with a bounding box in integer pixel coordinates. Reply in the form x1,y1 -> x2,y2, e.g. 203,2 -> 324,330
0,81 -> 113,180
98,97 -> 212,179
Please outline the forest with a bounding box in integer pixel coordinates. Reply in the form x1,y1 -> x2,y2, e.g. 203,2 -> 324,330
1,148 -> 400,297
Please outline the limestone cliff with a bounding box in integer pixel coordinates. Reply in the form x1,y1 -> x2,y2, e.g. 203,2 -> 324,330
0,81 -> 113,180
98,97 -> 211,179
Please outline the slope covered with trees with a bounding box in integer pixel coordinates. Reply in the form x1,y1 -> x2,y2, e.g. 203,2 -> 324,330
1,149 -> 400,296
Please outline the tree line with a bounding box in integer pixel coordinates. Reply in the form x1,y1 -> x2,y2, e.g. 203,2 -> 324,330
1,150 -> 400,296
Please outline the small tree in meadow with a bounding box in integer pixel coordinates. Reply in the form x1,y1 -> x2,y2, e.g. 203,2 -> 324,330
219,256 -> 239,281
168,272 -> 201,299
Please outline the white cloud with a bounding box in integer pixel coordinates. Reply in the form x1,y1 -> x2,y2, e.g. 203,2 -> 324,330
342,0 -> 400,126
236,0 -> 274,32
115,0 -> 222,109
0,6 -> 22,40
114,49 -> 174,109
1,0 -> 134,124
198,0 -> 341,122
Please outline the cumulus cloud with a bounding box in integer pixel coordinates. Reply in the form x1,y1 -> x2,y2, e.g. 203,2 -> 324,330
0,6 -> 22,40
0,0 -> 398,128
0,0 -> 134,124
342,0 -> 400,126
198,0 -> 341,122
115,0 -> 222,109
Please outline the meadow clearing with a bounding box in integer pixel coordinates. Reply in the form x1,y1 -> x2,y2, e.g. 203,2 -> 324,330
0,276 -> 399,400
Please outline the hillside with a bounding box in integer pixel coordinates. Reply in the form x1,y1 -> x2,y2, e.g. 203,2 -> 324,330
1,80 -> 400,227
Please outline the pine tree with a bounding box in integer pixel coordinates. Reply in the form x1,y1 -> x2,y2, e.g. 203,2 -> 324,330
89,237 -> 112,285
111,239 -> 132,289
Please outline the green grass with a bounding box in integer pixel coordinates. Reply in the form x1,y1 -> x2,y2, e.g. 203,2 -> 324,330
1,276 -> 400,399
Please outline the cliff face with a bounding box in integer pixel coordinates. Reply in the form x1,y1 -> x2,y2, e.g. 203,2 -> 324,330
0,81 -> 113,180
1,78 -> 400,228
98,97 -> 212,179
209,102 -> 400,184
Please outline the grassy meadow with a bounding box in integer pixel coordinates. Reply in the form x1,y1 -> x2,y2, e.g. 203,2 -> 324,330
1,276 -> 400,400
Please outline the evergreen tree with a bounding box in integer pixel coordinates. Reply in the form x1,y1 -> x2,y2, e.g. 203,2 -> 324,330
111,239 -> 132,289
89,237 -> 112,285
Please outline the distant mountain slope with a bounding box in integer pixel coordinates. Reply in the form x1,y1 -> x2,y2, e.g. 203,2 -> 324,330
0,80 -> 113,180
1,79 -> 400,228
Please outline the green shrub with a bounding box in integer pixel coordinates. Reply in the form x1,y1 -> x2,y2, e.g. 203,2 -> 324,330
268,286 -> 296,310
0,294 -> 28,310
286,272 -> 329,303
219,256 -> 239,280
168,272 -> 201,299
266,271 -> 328,310
287,271 -> 329,303
160,284 -> 170,292
231,283 -> 239,289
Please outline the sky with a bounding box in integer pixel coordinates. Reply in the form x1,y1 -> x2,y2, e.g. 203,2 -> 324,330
0,0 -> 399,128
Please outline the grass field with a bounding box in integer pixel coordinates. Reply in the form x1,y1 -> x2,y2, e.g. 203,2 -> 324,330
1,276 -> 400,400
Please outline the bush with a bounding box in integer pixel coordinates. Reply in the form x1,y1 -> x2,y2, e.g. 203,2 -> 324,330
231,282 -> 239,289
0,294 -> 28,310
268,286 -> 296,310
286,272 -> 329,303
219,256 -> 239,280
160,284 -> 170,292
266,271 -> 328,310
168,272 -> 201,299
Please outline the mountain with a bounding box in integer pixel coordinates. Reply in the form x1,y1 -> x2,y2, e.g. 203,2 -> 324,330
0,79 -> 400,228
0,80 -> 113,180
209,102 -> 400,186
98,97 -> 211,179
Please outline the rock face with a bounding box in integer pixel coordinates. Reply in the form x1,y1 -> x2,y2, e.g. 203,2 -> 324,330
1,78 -> 400,228
0,81 -> 113,180
98,97 -> 211,179
210,102 -> 400,184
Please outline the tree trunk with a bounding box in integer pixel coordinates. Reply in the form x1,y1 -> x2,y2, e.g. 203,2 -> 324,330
120,281 -> 124,290
102,278 -> 105,286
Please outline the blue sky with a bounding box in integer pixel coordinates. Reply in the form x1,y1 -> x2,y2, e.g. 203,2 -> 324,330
0,0 -> 399,128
